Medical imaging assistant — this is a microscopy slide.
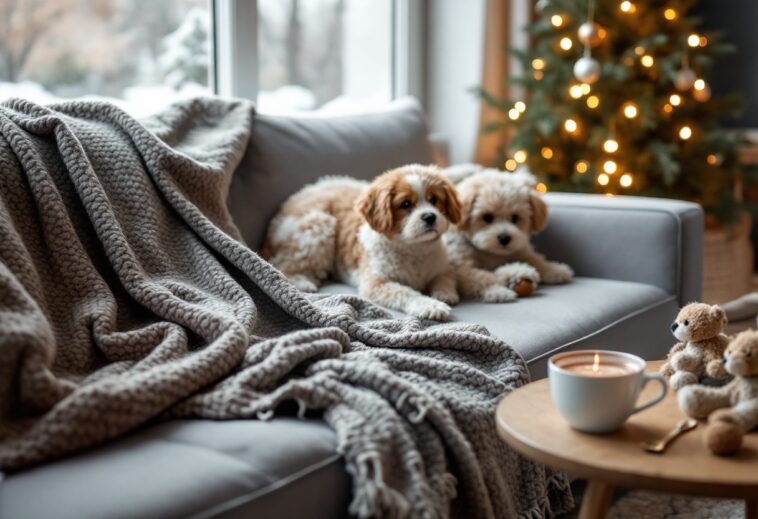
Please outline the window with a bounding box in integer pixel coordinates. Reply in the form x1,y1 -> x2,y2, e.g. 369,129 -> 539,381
0,0 -> 212,117
256,0 -> 393,114
0,0 -> 418,116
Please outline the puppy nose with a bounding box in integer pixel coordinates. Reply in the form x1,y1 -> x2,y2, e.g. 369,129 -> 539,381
671,323 -> 678,332
422,212 -> 436,225
498,233 -> 511,246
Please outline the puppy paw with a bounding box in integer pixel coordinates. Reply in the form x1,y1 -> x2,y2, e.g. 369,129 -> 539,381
431,288 -> 460,306
540,262 -> 574,284
406,297 -> 451,321
481,285 -> 518,303
289,274 -> 318,293
494,262 -> 541,285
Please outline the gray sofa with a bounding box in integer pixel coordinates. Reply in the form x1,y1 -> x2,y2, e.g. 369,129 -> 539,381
0,98 -> 703,519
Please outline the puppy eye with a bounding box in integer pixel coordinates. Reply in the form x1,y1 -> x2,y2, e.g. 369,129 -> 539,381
683,320 -> 689,326
400,200 -> 412,209
511,214 -> 519,224
482,213 -> 494,224
429,195 -> 438,205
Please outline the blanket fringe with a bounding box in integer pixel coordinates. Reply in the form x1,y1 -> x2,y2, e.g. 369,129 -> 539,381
349,451 -> 410,519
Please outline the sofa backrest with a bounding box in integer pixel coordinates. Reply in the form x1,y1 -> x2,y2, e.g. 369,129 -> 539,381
227,97 -> 435,249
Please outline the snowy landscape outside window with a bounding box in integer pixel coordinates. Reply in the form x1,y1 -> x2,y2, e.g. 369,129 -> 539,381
257,0 -> 393,114
0,0 -> 211,117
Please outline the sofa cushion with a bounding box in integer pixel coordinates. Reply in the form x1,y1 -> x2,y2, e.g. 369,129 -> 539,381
0,418 -> 349,519
227,97 -> 435,249
319,277 -> 679,379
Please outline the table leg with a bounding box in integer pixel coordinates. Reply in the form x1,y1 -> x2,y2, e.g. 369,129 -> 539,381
746,498 -> 758,519
579,480 -> 614,519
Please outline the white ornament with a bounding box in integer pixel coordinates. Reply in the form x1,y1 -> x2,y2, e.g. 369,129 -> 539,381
674,68 -> 696,91
577,22 -> 605,47
574,57 -> 601,84
693,84 -> 711,102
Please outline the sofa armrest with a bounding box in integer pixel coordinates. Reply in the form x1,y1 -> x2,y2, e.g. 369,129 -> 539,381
532,193 -> 704,305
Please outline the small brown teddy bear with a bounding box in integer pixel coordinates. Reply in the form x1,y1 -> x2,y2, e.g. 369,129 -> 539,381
659,303 -> 729,390
677,330 -> 758,455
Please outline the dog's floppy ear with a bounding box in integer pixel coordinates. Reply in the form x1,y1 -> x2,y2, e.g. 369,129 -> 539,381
529,191 -> 548,232
355,182 -> 394,234
440,177 -> 462,224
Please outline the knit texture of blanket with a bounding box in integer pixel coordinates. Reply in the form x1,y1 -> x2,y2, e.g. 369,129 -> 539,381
0,98 -> 572,518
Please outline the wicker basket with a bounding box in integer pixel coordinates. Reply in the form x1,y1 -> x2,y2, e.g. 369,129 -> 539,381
702,212 -> 754,304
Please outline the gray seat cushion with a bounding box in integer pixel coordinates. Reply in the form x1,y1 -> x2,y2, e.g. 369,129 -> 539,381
227,97 -> 435,249
0,418 -> 349,519
319,277 -> 679,379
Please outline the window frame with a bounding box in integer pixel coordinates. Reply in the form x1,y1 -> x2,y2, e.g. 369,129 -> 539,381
210,0 -> 422,105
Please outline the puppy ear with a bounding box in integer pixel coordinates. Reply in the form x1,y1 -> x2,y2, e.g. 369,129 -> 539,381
441,178 -> 462,224
529,191 -> 549,232
355,184 -> 393,234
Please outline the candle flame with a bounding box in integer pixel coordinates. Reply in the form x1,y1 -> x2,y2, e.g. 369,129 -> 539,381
593,353 -> 600,373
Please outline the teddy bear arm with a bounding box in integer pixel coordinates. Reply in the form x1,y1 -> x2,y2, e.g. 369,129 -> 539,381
677,384 -> 733,418
670,350 -> 700,371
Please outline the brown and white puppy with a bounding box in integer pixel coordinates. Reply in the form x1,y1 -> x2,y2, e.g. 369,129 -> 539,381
445,168 -> 573,302
261,164 -> 462,320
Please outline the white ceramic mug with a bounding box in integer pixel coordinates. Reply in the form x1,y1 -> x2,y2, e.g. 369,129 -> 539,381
548,350 -> 667,433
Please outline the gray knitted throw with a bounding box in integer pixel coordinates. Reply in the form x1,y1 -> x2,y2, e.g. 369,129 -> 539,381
0,98 -> 571,518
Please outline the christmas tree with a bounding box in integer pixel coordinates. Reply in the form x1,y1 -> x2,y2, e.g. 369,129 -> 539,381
480,0 -> 743,224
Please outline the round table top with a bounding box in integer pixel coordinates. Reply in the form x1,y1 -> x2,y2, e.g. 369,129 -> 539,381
496,361 -> 758,499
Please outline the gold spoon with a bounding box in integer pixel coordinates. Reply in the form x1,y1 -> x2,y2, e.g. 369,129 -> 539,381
641,418 -> 698,454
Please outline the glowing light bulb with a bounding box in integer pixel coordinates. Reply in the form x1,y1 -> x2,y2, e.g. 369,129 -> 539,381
620,1 -> 636,13
663,103 -> 673,113
532,58 -> 545,70
508,108 -> 520,120
707,154 -> 722,166
679,125 -> 692,140
514,150 -> 528,163
620,173 -> 633,187
534,70 -> 544,80
641,55 -> 654,67
603,139 -> 619,153
603,160 -> 618,174
598,173 -> 610,186
559,37 -> 573,51
623,102 -> 639,119
575,160 -> 589,174
569,84 -> 584,99
694,79 -> 706,90
688,34 -> 700,47
564,118 -> 578,133
505,159 -> 518,171
586,95 -> 600,109
541,147 -> 554,159
634,46 -> 645,56
551,14 -> 564,27
664,8 -> 677,20
536,182 -> 548,193
699,36 -> 708,47
515,101 -> 527,113
669,94 -> 682,106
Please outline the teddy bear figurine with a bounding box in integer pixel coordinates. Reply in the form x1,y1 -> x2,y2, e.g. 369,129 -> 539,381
659,303 -> 729,390
678,330 -> 758,455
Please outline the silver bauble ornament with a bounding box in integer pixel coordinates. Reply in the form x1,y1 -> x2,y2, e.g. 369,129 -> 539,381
693,84 -> 711,102
674,68 -> 696,91
577,21 -> 605,47
573,57 -> 601,84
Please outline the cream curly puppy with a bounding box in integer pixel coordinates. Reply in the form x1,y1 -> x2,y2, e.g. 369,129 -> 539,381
261,164 -> 462,320
444,168 -> 573,302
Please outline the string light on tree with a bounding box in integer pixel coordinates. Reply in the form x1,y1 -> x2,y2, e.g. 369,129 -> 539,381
586,95 -> 600,108
536,182 -> 548,193
564,118 -> 579,133
620,173 -> 634,187
515,101 -> 527,113
559,37 -> 573,51
693,79 -> 711,101
669,94 -> 682,106
707,153 -> 723,166
597,173 -> 610,186
603,160 -> 618,174
551,14 -> 565,27
619,1 -> 636,13
575,160 -> 590,173
622,102 -> 639,119
508,108 -> 521,120
641,55 -> 654,68
514,150 -> 528,163
569,84 -> 584,99
541,146 -> 554,159
678,125 -> 693,140
687,33 -> 701,47
532,58 -> 545,70
603,138 -> 619,153
663,8 -> 677,20
505,159 -> 517,171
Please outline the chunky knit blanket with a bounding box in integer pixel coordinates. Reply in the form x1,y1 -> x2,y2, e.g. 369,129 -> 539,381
0,98 -> 571,518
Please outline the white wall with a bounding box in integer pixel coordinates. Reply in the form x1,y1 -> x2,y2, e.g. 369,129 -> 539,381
425,0 -> 485,164
424,0 -> 529,164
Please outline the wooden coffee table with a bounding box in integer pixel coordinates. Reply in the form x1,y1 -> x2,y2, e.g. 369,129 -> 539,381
496,361 -> 758,519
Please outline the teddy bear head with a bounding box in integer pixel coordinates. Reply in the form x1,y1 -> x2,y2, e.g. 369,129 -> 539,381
723,330 -> 758,377
670,302 -> 726,342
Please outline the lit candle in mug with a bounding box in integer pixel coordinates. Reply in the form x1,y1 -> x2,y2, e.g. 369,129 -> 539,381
561,353 -> 634,376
